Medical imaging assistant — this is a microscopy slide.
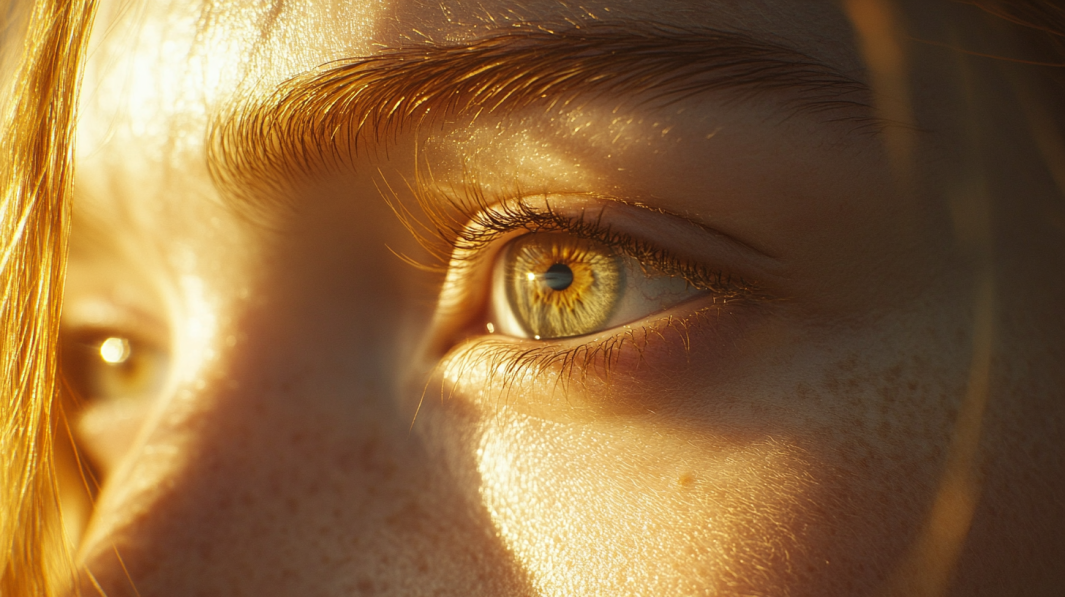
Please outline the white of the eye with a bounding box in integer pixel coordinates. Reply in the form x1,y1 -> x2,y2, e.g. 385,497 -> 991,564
99,336 -> 132,364
600,262 -> 702,330
493,253 -> 531,338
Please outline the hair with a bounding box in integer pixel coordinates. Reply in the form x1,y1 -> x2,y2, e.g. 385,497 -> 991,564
0,1 -> 1060,595
971,1 -> 1065,59
0,0 -> 97,594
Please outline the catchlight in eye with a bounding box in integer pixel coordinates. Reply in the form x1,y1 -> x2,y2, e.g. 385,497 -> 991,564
99,336 -> 132,364
494,233 -> 623,339
61,330 -> 169,403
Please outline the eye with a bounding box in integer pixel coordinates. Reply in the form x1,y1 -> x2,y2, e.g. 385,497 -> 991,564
60,328 -> 169,471
488,232 -> 707,340
61,329 -> 169,403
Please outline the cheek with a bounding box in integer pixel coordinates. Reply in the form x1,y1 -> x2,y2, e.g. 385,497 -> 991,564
470,381 -> 958,595
474,414 -> 822,596
435,308 -> 970,595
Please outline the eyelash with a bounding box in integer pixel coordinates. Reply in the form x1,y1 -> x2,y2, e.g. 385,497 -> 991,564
383,177 -> 760,393
452,200 -> 752,296
385,173 -> 754,292
438,308 -> 716,397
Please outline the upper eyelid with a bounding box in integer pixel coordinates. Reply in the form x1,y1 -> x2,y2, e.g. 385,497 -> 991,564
527,216 -> 754,299
422,195 -> 767,327
61,299 -> 170,347
390,163 -> 780,264
413,188 -> 769,295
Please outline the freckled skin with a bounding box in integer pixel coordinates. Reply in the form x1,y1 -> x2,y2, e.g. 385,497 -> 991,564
63,0 -> 1065,595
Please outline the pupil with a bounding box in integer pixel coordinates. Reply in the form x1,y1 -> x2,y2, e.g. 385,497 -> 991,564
542,263 -> 574,291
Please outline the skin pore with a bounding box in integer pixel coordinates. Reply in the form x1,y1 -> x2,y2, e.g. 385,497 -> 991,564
60,0 -> 1064,595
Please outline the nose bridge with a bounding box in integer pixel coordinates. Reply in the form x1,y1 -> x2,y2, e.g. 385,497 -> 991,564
78,306 -> 529,596
76,243 -> 530,596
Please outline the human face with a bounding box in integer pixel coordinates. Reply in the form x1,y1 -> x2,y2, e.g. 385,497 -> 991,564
61,0 -> 1065,595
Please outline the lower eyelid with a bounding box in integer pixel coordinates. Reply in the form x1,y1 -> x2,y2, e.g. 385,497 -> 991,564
434,297 -> 748,421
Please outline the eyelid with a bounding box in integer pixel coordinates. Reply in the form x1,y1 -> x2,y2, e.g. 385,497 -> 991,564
61,298 -> 170,348
449,195 -> 768,291
434,298 -> 741,422
430,191 -> 779,269
427,194 -> 773,353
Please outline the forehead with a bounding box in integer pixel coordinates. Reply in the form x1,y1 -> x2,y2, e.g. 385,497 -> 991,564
80,0 -> 859,143
75,0 -> 864,243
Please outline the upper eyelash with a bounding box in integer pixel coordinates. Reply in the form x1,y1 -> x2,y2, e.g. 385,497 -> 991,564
451,201 -> 756,301
379,169 -> 759,302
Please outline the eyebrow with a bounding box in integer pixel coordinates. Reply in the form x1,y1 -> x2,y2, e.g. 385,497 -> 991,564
208,22 -> 871,206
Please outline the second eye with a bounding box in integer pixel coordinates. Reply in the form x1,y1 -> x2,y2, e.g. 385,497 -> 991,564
489,232 -> 708,340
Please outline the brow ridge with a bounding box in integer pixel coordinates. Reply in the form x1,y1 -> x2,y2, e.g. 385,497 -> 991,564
208,21 -> 872,210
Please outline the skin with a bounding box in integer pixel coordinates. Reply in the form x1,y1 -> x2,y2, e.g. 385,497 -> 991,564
61,0 -> 1065,595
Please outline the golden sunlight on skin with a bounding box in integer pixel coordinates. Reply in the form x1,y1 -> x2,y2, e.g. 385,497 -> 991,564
62,0 -> 1065,595
476,417 -> 817,595
82,0 -> 385,142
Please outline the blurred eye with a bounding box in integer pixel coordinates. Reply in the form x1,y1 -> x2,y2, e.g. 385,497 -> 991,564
61,330 -> 168,403
489,232 -> 706,339
60,328 -> 169,471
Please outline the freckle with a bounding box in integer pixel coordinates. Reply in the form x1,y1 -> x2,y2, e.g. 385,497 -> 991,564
677,472 -> 695,488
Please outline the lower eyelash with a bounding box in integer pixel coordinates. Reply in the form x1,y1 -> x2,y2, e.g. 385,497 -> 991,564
429,303 -> 725,411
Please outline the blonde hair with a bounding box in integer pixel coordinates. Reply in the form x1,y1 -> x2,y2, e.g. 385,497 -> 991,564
0,0 -> 96,594
0,0 -> 1061,595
